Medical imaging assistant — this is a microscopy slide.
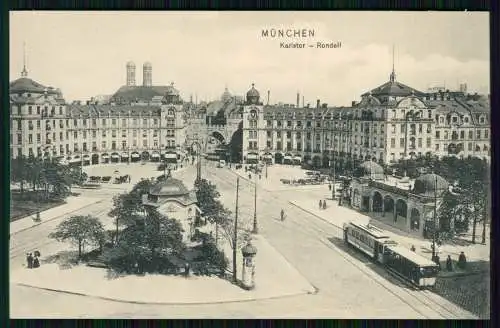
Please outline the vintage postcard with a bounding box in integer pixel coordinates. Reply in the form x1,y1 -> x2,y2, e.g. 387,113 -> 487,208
9,11 -> 490,319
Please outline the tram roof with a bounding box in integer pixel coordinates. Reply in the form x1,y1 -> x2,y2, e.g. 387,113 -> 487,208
349,221 -> 390,239
387,245 -> 438,267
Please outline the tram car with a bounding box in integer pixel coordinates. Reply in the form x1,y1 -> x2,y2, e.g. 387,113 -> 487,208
384,245 -> 439,288
343,221 -> 397,263
343,221 -> 439,288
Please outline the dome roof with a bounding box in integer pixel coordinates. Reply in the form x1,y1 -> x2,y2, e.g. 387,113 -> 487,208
165,83 -> 179,96
126,61 -> 136,67
413,173 -> 449,196
221,87 -> 232,101
149,178 -> 190,197
143,62 -> 152,68
246,83 -> 260,98
358,161 -> 384,180
10,77 -> 47,94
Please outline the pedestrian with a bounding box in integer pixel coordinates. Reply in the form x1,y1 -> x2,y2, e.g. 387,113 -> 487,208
319,200 -> 322,210
26,253 -> 31,268
259,174 -> 261,180
328,184 -> 332,191
410,245 -> 416,252
33,256 -> 40,268
446,255 -> 453,272
458,251 -> 467,270
322,200 -> 326,210
34,250 -> 41,258
248,174 -> 252,179
27,253 -> 33,269
184,262 -> 190,277
434,254 -> 441,270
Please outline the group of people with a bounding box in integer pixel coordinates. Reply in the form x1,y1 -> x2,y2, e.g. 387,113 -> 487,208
26,251 -> 41,269
318,200 -> 327,210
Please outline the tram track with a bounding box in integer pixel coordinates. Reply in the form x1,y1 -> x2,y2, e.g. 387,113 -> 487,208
203,168 -> 475,319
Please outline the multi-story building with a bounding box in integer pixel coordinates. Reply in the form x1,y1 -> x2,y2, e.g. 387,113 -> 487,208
242,69 -> 490,166
10,62 -> 188,164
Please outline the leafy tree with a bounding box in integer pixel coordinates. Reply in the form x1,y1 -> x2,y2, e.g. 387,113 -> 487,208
108,178 -> 155,244
49,215 -> 105,258
102,208 -> 185,273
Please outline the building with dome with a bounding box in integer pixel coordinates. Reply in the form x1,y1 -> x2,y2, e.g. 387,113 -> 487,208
9,63 -> 188,164
240,66 -> 490,166
142,177 -> 201,242
350,165 -> 451,238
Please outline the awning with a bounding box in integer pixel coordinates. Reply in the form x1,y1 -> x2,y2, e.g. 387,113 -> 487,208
263,153 -> 273,159
151,153 -> 160,158
247,153 -> 258,159
284,155 -> 292,160
293,156 -> 302,161
70,158 -> 80,163
121,153 -> 129,158
164,153 -> 177,159
111,154 -> 120,159
102,154 -> 109,159
83,155 -> 90,159
131,153 -> 140,158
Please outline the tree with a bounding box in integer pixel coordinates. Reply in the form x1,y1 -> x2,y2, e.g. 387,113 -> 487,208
102,208 -> 185,273
49,215 -> 105,259
108,178 -> 155,245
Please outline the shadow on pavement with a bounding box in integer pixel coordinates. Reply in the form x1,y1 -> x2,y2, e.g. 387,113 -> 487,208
326,236 -> 413,290
43,250 -> 80,270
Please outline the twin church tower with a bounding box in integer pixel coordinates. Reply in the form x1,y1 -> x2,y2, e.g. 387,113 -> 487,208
125,61 -> 152,87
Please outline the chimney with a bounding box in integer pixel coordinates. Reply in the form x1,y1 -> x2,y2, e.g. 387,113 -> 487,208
352,101 -> 357,106
322,103 -> 327,108
296,92 -> 300,108
267,90 -> 270,105
302,96 -> 305,108
316,99 -> 320,108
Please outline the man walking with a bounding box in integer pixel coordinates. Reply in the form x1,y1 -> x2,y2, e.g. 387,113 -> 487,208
27,253 -> 33,269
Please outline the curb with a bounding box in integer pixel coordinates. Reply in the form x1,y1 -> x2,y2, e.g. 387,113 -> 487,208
15,282 -> 313,306
10,199 -> 106,236
288,201 -> 343,230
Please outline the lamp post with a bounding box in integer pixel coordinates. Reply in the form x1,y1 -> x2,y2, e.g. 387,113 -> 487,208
252,167 -> 258,234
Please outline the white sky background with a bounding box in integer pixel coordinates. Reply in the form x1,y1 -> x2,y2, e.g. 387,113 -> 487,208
10,11 -> 490,106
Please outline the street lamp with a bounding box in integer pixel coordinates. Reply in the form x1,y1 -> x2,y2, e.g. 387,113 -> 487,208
252,166 -> 258,234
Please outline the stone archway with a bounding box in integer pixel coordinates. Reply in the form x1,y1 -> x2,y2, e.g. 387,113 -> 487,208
312,156 -> 321,169
91,154 -> 99,165
211,131 -> 226,145
372,191 -> 383,213
322,155 -> 330,168
410,208 -> 421,231
141,151 -> 150,161
274,152 -> 283,164
384,195 -> 394,217
395,199 -> 408,222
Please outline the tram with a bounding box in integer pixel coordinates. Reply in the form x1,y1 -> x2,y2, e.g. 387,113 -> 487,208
384,245 -> 439,288
343,221 -> 439,288
343,221 -> 397,263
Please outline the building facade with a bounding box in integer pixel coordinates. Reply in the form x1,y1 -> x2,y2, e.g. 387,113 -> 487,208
241,70 -> 490,166
9,63 -> 188,164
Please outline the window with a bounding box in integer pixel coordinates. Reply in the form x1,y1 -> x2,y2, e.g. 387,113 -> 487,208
102,130 -> 107,137
267,120 -> 272,127
267,131 -> 272,138
277,131 -> 281,138
286,131 -> 291,138
418,124 -> 422,133
444,131 -> 448,139
112,130 -> 117,138
287,121 -> 292,127
122,130 -> 127,138
102,119 -> 107,126
36,106 -> 40,114
476,130 -> 481,139
266,141 -> 272,149
73,119 -> 78,127
400,125 -> 405,133
296,132 -> 301,139
28,134 -> 33,144
439,117 -> 444,124
112,141 -> 116,150
73,131 -> 78,139
122,119 -> 127,126
133,130 -> 137,137
468,131 -> 473,139
418,138 -> 422,147
122,141 -> 127,149
143,140 -> 148,147
460,131 -> 464,139
391,124 -> 396,134
426,137 -> 431,147
400,138 -> 404,147
428,110 -> 432,119
83,131 -> 87,139
143,118 -> 148,126
485,130 -> 489,139
435,144 -> 439,150
468,142 -> 472,151
112,119 -> 116,126
452,116 -> 458,123
37,134 -> 41,143
102,141 -> 106,149
28,106 -> 32,115
391,138 -> 395,148
316,121 -> 321,128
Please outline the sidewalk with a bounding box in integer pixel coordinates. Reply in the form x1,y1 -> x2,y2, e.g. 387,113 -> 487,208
11,234 -> 315,305
10,196 -> 104,235
289,197 -> 490,262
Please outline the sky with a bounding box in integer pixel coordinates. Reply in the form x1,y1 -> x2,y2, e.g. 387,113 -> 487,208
10,11 -> 490,106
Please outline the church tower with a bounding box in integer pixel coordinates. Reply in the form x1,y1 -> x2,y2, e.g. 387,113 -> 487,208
143,62 -> 152,87
126,61 -> 136,86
